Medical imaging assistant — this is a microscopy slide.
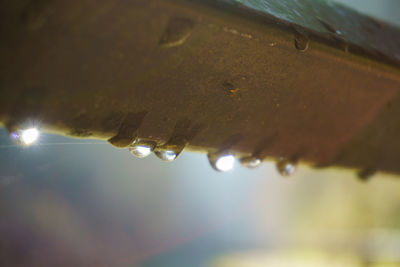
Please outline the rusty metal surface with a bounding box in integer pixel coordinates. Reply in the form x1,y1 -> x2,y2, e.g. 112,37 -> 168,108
1,0 -> 400,175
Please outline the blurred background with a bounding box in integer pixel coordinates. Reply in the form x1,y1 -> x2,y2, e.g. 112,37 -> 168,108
1,0 -> 400,266
336,0 -> 400,26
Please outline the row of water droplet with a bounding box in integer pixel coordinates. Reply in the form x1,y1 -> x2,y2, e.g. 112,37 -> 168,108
6,126 -> 297,176
128,138 -> 297,175
8,127 -> 379,180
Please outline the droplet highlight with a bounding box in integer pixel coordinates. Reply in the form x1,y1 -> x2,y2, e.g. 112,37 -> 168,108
208,152 -> 235,172
276,157 -> 296,177
154,136 -> 187,162
357,168 -> 376,182
128,139 -> 156,158
155,149 -> 179,162
10,127 -> 40,146
240,156 -> 262,169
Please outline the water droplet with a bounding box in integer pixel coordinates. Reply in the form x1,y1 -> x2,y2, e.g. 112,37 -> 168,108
357,168 -> 376,182
155,149 -> 179,162
128,139 -> 156,158
240,156 -> 262,169
294,32 -> 309,52
22,128 -> 40,145
208,152 -> 235,172
107,111 -> 147,148
10,127 -> 40,146
276,158 -> 296,176
159,17 -> 194,47
154,136 -> 187,162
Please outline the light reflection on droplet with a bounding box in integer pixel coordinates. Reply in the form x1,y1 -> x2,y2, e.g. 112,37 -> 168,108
240,156 -> 262,169
17,128 -> 40,146
357,168 -> 376,182
276,157 -> 296,177
128,139 -> 156,158
155,149 -> 178,162
208,152 -> 235,172
154,136 -> 187,162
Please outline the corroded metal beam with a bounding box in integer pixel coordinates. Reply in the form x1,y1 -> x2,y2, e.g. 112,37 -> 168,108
1,0 -> 400,175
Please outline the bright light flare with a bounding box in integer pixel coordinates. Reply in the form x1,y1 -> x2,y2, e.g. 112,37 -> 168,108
129,145 -> 153,158
20,128 -> 40,146
215,154 -> 235,172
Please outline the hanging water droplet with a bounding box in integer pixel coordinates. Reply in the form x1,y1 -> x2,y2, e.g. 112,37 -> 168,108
276,157 -> 296,176
155,149 -> 179,162
9,127 -> 40,146
154,135 -> 187,162
294,32 -> 309,52
159,17 -> 194,48
357,168 -> 376,182
240,156 -> 262,169
128,139 -> 156,158
208,152 -> 235,172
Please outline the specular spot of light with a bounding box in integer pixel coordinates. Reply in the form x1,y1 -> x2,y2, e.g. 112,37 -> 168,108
20,128 -> 40,146
215,154 -> 235,172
